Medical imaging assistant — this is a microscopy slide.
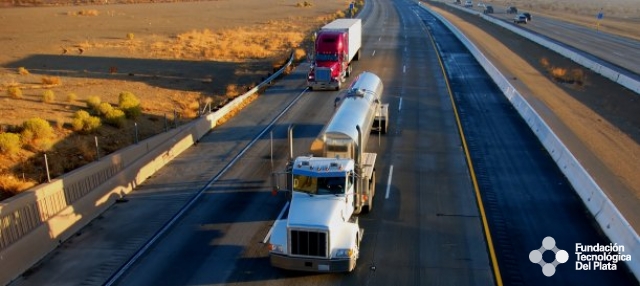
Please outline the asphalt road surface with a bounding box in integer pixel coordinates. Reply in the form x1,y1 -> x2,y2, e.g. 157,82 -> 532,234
10,0 -> 639,285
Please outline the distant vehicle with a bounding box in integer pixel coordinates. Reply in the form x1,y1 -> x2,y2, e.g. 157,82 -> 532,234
483,5 -> 494,14
477,2 -> 485,7
522,12 -> 532,21
506,6 -> 518,14
464,0 -> 473,8
514,14 -> 528,24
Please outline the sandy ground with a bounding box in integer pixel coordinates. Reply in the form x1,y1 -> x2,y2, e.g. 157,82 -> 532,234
0,0 -> 352,196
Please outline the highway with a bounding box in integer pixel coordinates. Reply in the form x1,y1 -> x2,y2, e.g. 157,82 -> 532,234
10,0 -> 639,285
465,3 -> 640,79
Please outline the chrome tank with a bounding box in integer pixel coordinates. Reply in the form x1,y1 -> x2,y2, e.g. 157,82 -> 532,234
323,72 -> 383,158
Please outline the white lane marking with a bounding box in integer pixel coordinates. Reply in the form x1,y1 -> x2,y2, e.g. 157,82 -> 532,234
372,50 -> 376,57
378,36 -> 382,41
403,65 -> 406,73
385,165 -> 394,199
263,201 -> 290,244
399,97 -> 403,111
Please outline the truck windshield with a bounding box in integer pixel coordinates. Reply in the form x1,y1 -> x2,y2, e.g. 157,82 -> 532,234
316,53 -> 338,62
293,174 -> 345,195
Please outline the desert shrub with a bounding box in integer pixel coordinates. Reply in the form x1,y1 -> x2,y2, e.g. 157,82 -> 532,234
67,93 -> 77,103
225,84 -> 239,99
42,76 -> 61,85
540,57 -> 550,68
17,67 -> 29,75
77,9 -> 99,16
97,102 -> 114,116
105,109 -> 126,128
571,69 -> 585,85
126,33 -> 135,40
7,86 -> 22,99
22,118 -> 53,140
551,67 -> 567,80
118,91 -> 142,119
86,95 -> 102,111
72,110 -> 101,133
293,48 -> 306,62
22,118 -> 54,151
0,133 -> 21,156
335,10 -> 346,18
72,111 -> 101,133
42,89 -> 55,103
296,1 -> 313,7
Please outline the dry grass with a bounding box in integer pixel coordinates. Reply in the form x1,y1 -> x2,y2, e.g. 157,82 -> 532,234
541,57 -> 585,86
68,9 -> 99,16
0,174 -> 36,198
296,1 -> 313,8
7,86 -> 23,99
42,76 -> 61,85
17,67 -> 29,76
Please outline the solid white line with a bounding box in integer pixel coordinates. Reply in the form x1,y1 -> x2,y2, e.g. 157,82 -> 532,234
403,65 -> 406,73
385,165 -> 394,199
262,201 -> 290,244
399,97 -> 403,111
372,50 -> 376,57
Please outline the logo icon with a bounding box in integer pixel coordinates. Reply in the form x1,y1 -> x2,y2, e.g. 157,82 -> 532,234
529,236 -> 569,277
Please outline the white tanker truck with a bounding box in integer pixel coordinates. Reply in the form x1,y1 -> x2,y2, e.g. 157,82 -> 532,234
268,72 -> 389,272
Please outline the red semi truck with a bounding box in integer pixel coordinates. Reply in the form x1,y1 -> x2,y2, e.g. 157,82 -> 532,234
307,18 -> 362,91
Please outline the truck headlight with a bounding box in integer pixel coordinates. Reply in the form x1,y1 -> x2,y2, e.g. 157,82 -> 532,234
269,243 -> 285,254
335,248 -> 355,258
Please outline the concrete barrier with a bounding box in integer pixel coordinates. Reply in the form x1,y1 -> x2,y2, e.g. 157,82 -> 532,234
419,2 -> 640,280
0,53 -> 294,285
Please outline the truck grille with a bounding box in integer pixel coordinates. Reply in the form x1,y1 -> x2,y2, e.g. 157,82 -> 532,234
315,68 -> 332,82
290,229 -> 328,258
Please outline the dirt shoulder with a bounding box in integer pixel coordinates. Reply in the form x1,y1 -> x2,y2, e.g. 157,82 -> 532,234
424,2 -> 640,229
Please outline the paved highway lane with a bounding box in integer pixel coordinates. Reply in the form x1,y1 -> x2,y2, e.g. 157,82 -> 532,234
418,4 -> 637,285
116,0 -> 496,284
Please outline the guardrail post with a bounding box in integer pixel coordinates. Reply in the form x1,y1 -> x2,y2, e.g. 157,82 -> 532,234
95,136 -> 100,160
44,153 -> 51,183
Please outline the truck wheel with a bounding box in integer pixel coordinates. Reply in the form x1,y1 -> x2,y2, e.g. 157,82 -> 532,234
365,171 -> 375,213
308,86 -> 313,91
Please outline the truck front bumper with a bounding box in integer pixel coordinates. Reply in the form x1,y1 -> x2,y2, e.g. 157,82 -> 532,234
308,81 -> 340,91
270,253 -> 356,272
